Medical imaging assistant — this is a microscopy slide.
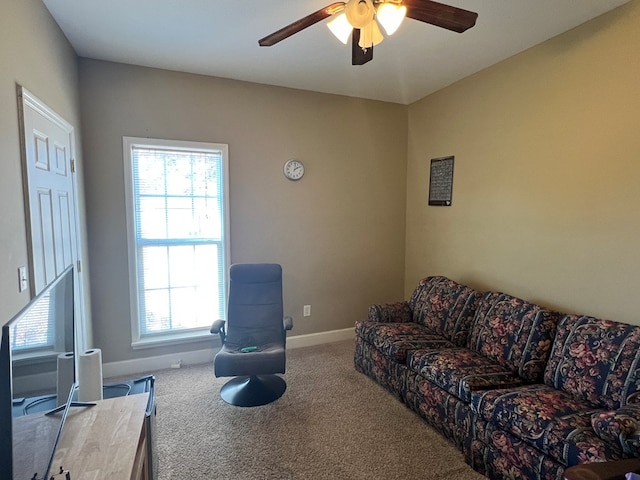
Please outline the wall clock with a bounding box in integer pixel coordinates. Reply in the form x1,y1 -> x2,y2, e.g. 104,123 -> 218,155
283,159 -> 305,181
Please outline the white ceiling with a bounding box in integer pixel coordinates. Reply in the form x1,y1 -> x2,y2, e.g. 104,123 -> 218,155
42,0 -> 630,105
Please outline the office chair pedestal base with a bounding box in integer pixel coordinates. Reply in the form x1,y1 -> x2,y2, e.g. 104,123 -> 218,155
220,374 -> 286,407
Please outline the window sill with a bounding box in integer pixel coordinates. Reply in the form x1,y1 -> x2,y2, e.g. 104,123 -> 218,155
131,329 -> 215,350
13,349 -> 59,365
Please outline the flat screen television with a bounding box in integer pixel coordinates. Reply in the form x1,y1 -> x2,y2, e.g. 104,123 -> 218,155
0,265 -> 75,480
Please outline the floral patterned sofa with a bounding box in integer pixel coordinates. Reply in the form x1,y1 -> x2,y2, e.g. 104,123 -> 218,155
468,315 -> 640,479
354,276 -> 640,480
354,276 -> 479,400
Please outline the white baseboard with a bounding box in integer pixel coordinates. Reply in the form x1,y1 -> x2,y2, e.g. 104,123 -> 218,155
102,348 -> 215,379
286,327 -> 354,349
14,371 -> 57,397
102,327 -> 355,379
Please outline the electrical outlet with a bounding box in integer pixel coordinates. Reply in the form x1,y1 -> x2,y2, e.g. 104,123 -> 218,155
303,305 -> 311,317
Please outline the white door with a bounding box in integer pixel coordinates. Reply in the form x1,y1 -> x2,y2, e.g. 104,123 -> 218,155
17,86 -> 88,350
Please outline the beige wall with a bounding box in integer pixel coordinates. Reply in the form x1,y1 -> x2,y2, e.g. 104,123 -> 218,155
78,59 -> 408,363
0,1 -> 88,326
406,1 -> 640,323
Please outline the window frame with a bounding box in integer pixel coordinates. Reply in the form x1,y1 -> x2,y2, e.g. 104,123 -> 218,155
122,136 -> 230,348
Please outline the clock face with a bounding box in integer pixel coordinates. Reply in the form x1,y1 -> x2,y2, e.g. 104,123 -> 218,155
283,159 -> 304,181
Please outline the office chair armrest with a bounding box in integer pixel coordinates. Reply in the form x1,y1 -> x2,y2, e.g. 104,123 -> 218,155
210,319 -> 226,343
283,316 -> 293,331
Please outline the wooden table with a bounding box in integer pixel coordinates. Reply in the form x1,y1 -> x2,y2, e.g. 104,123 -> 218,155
50,393 -> 150,480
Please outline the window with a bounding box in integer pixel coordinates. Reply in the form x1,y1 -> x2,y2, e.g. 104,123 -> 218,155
10,266 -> 74,361
123,137 -> 230,347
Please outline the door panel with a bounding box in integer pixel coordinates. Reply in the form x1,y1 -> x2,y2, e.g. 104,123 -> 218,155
35,187 -> 57,285
57,191 -> 73,268
18,86 -> 88,351
23,105 -> 77,291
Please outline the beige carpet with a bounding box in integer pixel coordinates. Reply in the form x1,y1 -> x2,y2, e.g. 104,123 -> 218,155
146,340 -> 486,480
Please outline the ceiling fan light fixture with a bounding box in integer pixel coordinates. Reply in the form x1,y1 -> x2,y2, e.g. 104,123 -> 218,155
345,0 -> 375,29
327,13 -> 352,44
376,2 -> 407,36
327,13 -> 353,45
358,19 -> 383,48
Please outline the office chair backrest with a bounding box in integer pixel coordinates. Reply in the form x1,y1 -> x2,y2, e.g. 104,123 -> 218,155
226,263 -> 284,347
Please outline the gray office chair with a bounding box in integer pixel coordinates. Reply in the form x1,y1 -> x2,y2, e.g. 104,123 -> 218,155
211,263 -> 293,407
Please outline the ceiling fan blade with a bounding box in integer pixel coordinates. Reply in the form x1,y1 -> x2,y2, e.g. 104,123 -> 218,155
403,0 -> 478,33
352,29 -> 373,66
259,2 -> 346,46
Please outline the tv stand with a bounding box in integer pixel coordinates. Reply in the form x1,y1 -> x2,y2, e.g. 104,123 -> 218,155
51,394 -> 150,480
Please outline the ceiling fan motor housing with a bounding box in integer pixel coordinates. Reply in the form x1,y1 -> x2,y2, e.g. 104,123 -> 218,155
345,0 -> 375,28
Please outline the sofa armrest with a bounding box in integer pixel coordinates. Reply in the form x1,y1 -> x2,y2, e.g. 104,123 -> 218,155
368,302 -> 412,323
564,457 -> 640,480
591,406 -> 640,455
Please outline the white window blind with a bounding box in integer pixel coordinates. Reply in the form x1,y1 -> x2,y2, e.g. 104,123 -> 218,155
11,291 -> 55,352
125,138 -> 229,342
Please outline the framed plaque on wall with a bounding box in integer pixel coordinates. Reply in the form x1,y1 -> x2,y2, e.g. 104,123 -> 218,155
428,156 -> 454,206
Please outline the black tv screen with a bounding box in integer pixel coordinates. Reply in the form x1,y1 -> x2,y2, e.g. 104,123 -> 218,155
0,265 -> 75,480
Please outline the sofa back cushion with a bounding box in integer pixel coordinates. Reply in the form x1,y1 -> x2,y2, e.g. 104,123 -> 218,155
408,276 -> 432,313
544,315 -> 640,410
468,292 -> 562,383
409,276 -> 479,347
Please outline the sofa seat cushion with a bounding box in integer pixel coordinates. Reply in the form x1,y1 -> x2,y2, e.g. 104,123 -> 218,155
355,321 -> 455,363
407,348 -> 524,402
471,416 -> 612,477
354,335 -> 408,399
471,384 -> 623,466
470,417 -> 569,479
404,371 -> 472,449
591,406 -> 640,455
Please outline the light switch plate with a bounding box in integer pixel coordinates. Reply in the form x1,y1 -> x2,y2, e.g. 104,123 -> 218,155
18,266 -> 28,292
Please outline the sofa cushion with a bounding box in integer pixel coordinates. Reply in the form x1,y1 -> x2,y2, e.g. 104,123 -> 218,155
591,406 -> 640,455
471,384 -> 623,466
409,276 -> 479,346
407,348 -> 523,402
470,421 -> 567,480
544,315 -> 640,410
354,335 -> 408,398
405,370 -> 472,449
468,292 -> 562,383
355,321 -> 455,363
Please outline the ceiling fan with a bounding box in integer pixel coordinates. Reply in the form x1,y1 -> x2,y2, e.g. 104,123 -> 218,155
258,0 -> 478,66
